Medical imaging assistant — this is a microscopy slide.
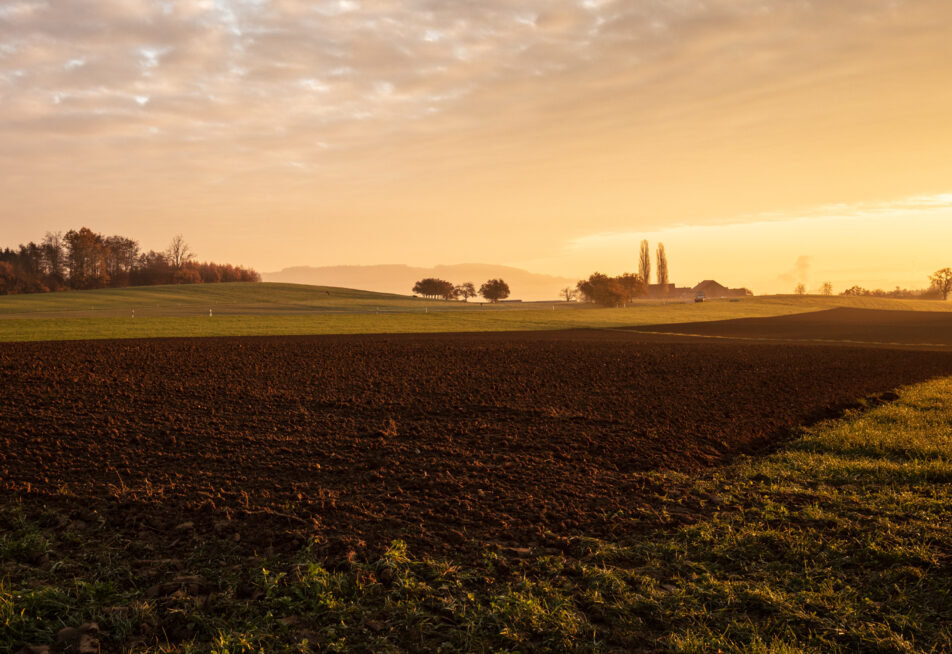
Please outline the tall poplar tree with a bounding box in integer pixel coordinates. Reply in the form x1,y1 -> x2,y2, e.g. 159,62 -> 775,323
656,243 -> 669,285
639,240 -> 651,285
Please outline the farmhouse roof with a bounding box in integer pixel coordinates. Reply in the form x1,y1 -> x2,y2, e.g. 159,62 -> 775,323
692,280 -> 729,293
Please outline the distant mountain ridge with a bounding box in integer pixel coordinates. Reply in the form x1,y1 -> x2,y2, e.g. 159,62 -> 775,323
262,264 -> 577,301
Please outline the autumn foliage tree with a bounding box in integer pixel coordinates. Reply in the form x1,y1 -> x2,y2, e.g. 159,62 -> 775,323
0,228 -> 259,295
576,272 -> 647,306
65,227 -> 110,289
479,278 -> 510,303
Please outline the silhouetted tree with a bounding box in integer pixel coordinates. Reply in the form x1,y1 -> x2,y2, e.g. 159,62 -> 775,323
0,262 -> 15,295
795,283 -> 806,295
639,240 -> 651,285
656,243 -> 669,286
455,282 -> 477,301
560,286 -> 578,302
40,232 -> 66,287
413,278 -> 456,299
104,235 -> 140,287
577,272 -> 646,306
841,285 -> 869,296
65,227 -> 109,289
820,281 -> 833,296
577,273 -> 618,306
17,242 -> 43,278
617,273 -> 647,304
479,278 -> 510,303
166,235 -> 194,270
931,268 -> 952,300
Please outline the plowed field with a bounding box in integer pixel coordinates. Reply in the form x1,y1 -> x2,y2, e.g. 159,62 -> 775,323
5,317 -> 952,554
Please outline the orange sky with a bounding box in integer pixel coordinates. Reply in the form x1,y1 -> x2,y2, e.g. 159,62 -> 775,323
2,0 -> 952,294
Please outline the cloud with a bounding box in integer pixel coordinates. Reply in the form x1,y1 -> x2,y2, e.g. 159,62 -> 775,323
2,0 -> 952,269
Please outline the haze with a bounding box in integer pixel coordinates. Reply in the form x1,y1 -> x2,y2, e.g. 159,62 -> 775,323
3,0 -> 951,294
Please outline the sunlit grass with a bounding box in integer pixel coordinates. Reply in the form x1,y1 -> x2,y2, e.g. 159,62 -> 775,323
0,282 -> 428,316
0,282 -> 949,342
0,305 -> 789,342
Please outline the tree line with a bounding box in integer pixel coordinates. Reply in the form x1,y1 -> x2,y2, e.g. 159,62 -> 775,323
412,278 -> 510,302
792,268 -> 952,300
0,228 -> 260,295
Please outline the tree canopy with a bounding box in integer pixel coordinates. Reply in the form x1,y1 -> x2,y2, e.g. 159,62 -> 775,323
455,282 -> 477,301
479,278 -> 510,303
931,268 -> 952,300
656,243 -> 669,286
412,278 -> 457,299
576,272 -> 647,306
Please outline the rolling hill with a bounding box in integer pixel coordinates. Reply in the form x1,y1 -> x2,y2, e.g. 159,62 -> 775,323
262,264 -> 577,301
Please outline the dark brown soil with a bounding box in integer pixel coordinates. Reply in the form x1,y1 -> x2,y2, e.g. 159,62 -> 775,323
4,321 -> 952,554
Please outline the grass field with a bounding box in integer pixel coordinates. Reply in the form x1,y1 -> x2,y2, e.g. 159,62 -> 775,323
0,282 -> 434,317
1,282 -> 950,342
4,374 -> 951,652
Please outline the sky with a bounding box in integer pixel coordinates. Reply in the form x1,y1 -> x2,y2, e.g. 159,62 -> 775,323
2,0 -> 952,294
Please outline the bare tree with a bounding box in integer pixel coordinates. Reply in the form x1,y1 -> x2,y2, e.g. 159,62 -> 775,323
560,286 -> 578,302
819,281 -> 833,296
930,268 -> 952,300
656,243 -> 669,286
639,240 -> 651,285
166,235 -> 194,270
40,232 -> 66,280
795,283 -> 807,295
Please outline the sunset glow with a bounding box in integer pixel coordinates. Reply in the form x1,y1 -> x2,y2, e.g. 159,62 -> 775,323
3,0 -> 951,294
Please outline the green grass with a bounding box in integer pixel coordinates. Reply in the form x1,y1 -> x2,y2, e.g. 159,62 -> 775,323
4,377 -> 952,652
0,282 -> 434,316
1,282 -> 950,342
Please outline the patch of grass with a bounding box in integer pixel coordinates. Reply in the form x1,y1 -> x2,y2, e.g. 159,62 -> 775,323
0,282 -> 422,316
0,303 -> 788,342
4,379 -> 952,651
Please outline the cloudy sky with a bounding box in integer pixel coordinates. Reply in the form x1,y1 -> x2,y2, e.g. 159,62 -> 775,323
2,0 -> 952,293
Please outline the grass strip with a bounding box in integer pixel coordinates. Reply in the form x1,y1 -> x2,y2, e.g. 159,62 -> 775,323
3,378 -> 952,652
2,282 -> 950,343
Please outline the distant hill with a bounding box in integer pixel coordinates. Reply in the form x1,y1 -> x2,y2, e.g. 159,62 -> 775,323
262,264 -> 578,301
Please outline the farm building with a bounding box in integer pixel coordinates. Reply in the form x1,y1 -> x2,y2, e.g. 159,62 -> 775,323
647,280 -> 752,299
